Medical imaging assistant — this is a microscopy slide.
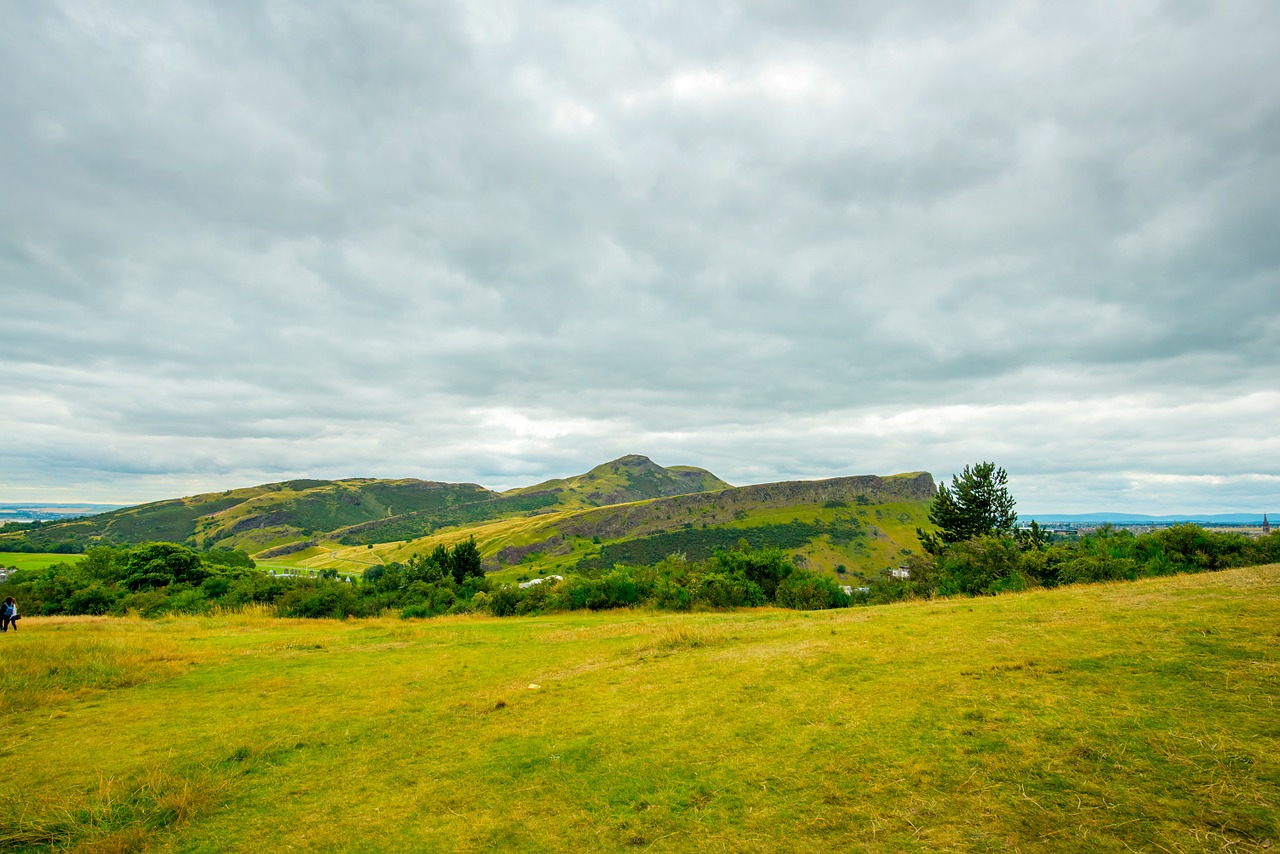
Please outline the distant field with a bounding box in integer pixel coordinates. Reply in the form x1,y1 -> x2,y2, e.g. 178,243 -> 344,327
3,567 -> 1277,852
0,553 -> 76,572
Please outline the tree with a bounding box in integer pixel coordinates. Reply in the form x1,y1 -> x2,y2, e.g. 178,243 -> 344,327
121,542 -> 209,590
917,462 -> 1017,554
449,537 -> 483,584
406,545 -> 448,584
1015,519 -> 1049,551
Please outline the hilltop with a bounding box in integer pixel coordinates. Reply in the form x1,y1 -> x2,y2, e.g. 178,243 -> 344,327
503,454 -> 730,508
0,456 -> 937,581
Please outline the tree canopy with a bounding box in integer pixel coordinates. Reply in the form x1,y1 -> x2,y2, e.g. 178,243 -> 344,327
918,462 -> 1017,554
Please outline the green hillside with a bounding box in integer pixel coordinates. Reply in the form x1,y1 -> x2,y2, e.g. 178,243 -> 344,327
0,459 -> 937,582
0,479 -> 496,555
328,455 -> 733,548
301,471 -> 936,583
503,454 -> 732,508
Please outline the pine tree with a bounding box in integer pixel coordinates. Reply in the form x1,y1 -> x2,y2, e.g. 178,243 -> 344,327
917,462 -> 1017,554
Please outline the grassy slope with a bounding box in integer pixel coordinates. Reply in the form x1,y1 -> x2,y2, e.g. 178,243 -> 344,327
501,455 -> 732,509
0,457 -> 730,559
4,566 -> 1277,852
296,473 -> 934,583
0,480 -> 498,556
0,553 -> 76,573
0,463 -> 926,582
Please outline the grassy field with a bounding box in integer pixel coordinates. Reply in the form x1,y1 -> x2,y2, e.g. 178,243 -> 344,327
2,567 -> 1277,852
0,553 -> 76,572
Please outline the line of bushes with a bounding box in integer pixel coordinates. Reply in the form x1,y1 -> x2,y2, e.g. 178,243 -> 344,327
7,524 -> 1274,623
487,549 -> 849,616
0,540 -> 850,620
865,523 -> 1280,603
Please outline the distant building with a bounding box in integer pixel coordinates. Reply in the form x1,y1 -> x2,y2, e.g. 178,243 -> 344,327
1264,514 -> 1271,535
519,575 -> 563,589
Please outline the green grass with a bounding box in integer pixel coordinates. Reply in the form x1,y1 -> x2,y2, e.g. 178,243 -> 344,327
3,568 -> 1278,851
0,553 -> 78,572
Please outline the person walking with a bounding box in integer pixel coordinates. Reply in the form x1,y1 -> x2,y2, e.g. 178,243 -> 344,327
0,596 -> 16,631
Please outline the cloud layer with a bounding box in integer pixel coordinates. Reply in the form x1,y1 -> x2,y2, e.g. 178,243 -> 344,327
2,1 -> 1278,512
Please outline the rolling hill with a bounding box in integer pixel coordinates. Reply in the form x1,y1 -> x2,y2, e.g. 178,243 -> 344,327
0,456 -> 938,582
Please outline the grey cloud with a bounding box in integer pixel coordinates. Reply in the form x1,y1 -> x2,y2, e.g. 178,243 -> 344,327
1,0 -> 1277,510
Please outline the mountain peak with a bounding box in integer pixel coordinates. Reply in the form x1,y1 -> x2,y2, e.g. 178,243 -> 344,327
508,455 -> 730,508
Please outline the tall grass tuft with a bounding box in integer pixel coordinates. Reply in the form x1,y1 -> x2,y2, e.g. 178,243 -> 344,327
639,616 -> 728,652
0,627 -> 189,714
0,767 -> 228,850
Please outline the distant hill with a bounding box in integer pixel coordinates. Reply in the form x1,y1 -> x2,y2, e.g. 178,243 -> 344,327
503,454 -> 731,508
339,470 -> 937,583
0,456 -> 731,555
0,479 -> 497,554
0,457 -> 937,582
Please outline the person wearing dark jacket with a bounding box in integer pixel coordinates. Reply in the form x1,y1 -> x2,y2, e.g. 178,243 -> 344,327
0,596 -> 17,631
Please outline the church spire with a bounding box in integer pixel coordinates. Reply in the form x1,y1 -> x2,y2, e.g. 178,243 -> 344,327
1264,514 -> 1270,535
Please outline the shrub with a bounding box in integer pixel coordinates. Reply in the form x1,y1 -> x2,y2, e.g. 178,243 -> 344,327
488,587 -> 522,617
168,587 -> 211,615
1057,556 -> 1137,586
277,583 -> 358,619
116,589 -> 174,618
934,535 -> 1027,597
64,582 -> 118,616
776,571 -> 848,610
653,578 -> 692,611
690,572 -> 764,609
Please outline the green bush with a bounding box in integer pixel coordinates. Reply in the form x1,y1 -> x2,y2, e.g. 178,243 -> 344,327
690,572 -> 765,609
1056,556 -> 1138,585
64,582 -> 118,616
776,571 -> 849,610
934,535 -> 1027,597
277,583 -> 358,619
488,587 -> 522,617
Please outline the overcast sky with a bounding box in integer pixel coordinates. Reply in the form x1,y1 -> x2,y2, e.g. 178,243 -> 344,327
2,1 -> 1277,513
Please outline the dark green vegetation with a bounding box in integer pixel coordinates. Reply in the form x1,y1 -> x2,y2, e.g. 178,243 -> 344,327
3,566 -> 1278,851
901,461 -> 1280,602
901,522 -> 1280,598
576,520 -> 865,569
8,521 -> 1280,625
2,540 -> 850,620
917,461 -> 1018,554
335,492 -> 562,546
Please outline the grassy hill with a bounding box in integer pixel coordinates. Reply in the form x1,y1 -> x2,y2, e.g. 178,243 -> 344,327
0,479 -> 498,555
292,471 -> 936,583
503,454 -> 731,508
0,458 -> 938,582
3,565 -> 1276,851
